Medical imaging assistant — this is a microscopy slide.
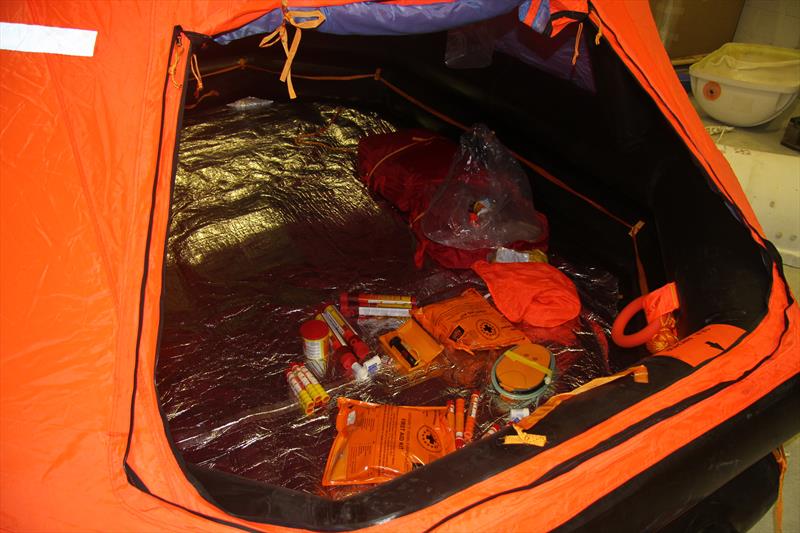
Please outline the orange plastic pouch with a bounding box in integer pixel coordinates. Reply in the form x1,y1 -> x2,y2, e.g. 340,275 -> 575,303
412,288 -> 527,354
379,318 -> 444,372
322,398 -> 455,486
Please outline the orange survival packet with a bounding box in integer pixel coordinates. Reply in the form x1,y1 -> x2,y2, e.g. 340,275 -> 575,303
322,398 -> 455,486
412,287 -> 527,354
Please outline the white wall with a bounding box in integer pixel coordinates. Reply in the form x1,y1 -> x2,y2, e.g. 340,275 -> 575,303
734,0 -> 800,48
721,146 -> 800,267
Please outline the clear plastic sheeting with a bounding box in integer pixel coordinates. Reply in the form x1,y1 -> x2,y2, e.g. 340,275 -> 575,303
421,124 -> 543,250
156,101 -> 620,497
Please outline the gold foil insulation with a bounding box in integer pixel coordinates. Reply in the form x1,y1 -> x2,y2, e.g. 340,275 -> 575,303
156,101 -> 619,496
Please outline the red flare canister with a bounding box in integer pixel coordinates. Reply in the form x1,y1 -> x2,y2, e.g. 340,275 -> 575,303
300,319 -> 330,375
339,292 -> 417,318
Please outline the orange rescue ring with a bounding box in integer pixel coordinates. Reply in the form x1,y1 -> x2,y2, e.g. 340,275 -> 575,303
611,296 -> 665,348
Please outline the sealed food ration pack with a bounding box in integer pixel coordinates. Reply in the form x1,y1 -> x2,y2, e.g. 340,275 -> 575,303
412,288 -> 526,353
322,398 -> 455,486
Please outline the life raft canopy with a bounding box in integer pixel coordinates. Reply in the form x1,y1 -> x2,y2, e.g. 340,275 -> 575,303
2,1 -> 795,532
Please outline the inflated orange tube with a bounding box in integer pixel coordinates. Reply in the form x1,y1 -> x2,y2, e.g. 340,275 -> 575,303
611,296 -> 665,348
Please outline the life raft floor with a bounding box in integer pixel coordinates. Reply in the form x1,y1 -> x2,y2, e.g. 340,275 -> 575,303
156,100 -> 619,496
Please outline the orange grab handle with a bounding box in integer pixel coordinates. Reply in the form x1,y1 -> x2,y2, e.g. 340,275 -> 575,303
611,296 -> 665,348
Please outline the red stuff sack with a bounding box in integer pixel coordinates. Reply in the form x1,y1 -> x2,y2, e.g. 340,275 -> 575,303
358,129 -> 455,215
358,128 -> 548,269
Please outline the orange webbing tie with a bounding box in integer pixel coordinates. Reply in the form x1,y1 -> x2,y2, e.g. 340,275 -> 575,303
504,425 -> 547,447
572,22 -> 583,66
259,2 -> 326,99
773,446 -> 788,533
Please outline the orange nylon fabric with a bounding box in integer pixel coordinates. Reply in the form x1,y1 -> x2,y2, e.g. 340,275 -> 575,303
642,282 -> 680,323
0,1 -> 797,532
472,260 -> 581,327
521,0 -> 588,35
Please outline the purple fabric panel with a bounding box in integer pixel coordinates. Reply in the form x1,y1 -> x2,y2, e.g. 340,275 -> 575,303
316,0 -> 521,35
215,8 -> 282,44
215,1 -> 522,43
495,20 -> 594,91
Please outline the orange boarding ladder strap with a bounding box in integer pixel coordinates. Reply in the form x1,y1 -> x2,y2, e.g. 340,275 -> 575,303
259,1 -> 326,99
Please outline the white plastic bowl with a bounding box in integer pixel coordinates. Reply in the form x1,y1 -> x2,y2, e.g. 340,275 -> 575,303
690,43 -> 800,127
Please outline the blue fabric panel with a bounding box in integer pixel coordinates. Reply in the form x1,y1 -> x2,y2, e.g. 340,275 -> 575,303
215,1 -> 522,44
518,0 -> 533,22
531,0 -> 551,33
516,0 -> 552,33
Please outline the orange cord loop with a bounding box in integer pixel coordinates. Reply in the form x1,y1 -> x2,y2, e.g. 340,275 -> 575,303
167,37 -> 184,89
190,54 -> 204,98
572,22 -> 583,66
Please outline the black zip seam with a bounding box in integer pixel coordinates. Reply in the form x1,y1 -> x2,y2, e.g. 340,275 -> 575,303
122,24 -> 182,478
148,29 -> 249,517
121,26 -> 263,533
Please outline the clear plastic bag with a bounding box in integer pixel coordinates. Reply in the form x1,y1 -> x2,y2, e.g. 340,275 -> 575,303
226,96 -> 274,110
420,124 -> 543,251
445,22 -> 496,69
